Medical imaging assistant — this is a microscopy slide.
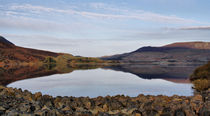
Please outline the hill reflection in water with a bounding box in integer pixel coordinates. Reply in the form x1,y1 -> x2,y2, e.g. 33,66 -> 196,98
1,64 -> 199,97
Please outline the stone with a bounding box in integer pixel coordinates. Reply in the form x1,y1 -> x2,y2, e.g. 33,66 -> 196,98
41,105 -> 51,110
0,106 -> 5,111
34,110 -> 45,116
62,106 -> 71,111
102,104 -> 108,112
174,109 -> 186,116
5,87 -> 15,96
34,92 -> 42,100
15,94 -> 22,99
145,109 -> 158,116
132,110 -> 142,116
0,87 -> 208,116
24,94 -> 33,102
0,86 -> 5,90
192,95 -> 203,102
7,109 -> 20,116
30,106 -> 36,112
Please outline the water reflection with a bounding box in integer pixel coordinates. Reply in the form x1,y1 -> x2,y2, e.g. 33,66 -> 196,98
0,64 -> 104,85
7,69 -> 193,97
1,64 -> 200,97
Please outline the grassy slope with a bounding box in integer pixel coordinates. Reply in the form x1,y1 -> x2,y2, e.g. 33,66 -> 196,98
0,44 -> 113,67
190,62 -> 210,91
164,41 -> 210,50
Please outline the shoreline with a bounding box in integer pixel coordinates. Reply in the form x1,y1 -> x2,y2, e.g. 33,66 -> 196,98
0,86 -> 209,116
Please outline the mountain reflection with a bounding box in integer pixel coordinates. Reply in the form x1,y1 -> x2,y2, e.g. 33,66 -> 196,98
0,64 -> 200,86
0,64 -> 103,86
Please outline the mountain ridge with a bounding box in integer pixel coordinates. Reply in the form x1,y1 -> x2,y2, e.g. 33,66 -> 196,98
0,36 -> 109,66
164,41 -> 210,50
0,36 -> 15,48
102,41 -> 210,65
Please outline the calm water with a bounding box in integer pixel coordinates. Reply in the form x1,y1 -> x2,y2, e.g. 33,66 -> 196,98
7,68 -> 193,97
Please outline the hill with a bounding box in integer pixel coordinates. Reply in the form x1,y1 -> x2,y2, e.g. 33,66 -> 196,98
0,36 -> 110,66
164,41 -> 210,50
0,36 -> 61,65
0,36 -> 15,48
102,42 -> 210,65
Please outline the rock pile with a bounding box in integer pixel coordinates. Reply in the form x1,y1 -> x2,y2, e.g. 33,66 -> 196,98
0,86 -> 209,116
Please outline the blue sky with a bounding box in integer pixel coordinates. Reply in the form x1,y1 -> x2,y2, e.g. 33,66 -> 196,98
0,0 -> 210,56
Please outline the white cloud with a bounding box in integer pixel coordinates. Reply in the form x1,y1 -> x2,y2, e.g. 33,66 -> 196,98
180,26 -> 210,30
6,4 -> 201,24
89,2 -> 107,9
0,14 -> 95,34
0,16 -> 69,31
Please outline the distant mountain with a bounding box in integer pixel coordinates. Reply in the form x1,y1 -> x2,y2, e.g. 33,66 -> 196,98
0,36 -> 15,48
0,36 -> 108,66
0,36 -> 60,65
164,41 -> 210,50
101,42 -> 210,65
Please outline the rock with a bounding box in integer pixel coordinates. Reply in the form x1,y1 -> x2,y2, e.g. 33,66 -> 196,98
145,109 -> 158,116
0,106 -> 6,115
0,110 -> 4,115
0,106 -> 5,111
102,104 -> 109,112
0,87 -> 208,115
0,86 -> 5,90
34,110 -> 46,116
132,110 -> 142,116
19,103 -> 31,112
15,93 -> 22,99
161,107 -> 172,116
54,101 -> 65,109
4,87 -> 15,96
98,112 -> 110,116
77,111 -> 92,116
41,105 -> 51,110
24,94 -> 33,102
174,109 -> 186,116
34,92 -> 42,100
7,109 -> 20,116
110,101 -> 123,110
199,107 -> 210,116
62,106 -> 71,111
93,106 -> 104,113
30,106 -> 36,112
192,95 -> 203,102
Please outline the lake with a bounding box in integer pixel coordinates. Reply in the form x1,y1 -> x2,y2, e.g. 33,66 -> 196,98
6,65 -> 195,98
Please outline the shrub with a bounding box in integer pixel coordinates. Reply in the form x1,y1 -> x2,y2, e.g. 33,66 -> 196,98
190,61 -> 210,80
192,79 -> 210,91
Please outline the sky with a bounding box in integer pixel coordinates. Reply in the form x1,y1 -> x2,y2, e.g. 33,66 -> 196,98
0,0 -> 210,57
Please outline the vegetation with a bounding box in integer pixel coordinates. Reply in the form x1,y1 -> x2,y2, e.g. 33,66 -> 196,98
190,61 -> 210,80
190,62 -> 210,91
192,79 -> 210,91
44,57 -> 57,64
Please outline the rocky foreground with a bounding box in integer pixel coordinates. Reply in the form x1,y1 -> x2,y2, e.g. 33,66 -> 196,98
0,86 -> 209,116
